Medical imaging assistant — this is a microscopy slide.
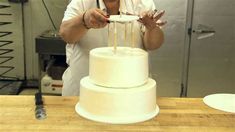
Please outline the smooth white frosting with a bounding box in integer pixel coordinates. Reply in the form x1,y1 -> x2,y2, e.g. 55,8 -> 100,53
89,47 -> 149,88
76,76 -> 158,124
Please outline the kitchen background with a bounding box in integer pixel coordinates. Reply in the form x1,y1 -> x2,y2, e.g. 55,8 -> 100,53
0,0 -> 234,97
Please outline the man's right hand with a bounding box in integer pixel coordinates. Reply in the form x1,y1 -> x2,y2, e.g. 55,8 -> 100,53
83,8 -> 110,29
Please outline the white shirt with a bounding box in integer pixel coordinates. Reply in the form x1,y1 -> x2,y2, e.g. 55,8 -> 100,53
62,0 -> 155,96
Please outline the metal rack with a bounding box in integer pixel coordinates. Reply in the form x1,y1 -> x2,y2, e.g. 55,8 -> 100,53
0,3 -> 20,93
0,3 -> 16,80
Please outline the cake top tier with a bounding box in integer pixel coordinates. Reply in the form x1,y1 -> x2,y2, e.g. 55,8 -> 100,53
89,47 -> 149,88
90,47 -> 147,59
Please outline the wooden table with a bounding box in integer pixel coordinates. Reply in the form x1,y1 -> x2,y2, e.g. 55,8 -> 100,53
0,96 -> 234,132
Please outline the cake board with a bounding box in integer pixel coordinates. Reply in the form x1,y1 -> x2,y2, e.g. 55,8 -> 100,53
203,93 -> 235,113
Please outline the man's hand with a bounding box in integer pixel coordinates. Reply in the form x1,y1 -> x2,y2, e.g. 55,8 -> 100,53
84,8 -> 110,29
138,10 -> 167,30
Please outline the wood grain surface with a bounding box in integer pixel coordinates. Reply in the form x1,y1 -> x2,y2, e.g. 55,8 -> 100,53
0,96 -> 234,132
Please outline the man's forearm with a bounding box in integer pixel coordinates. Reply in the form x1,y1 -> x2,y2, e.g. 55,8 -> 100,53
143,26 -> 164,50
59,15 -> 88,44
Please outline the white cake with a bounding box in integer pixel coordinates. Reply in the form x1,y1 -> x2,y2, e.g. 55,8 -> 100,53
76,77 -> 158,124
89,47 -> 148,88
76,47 -> 159,124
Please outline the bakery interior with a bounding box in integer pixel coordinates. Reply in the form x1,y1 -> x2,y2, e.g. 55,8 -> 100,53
0,0 -> 234,131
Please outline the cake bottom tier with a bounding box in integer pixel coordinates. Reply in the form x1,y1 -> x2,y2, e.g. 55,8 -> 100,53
75,76 -> 159,124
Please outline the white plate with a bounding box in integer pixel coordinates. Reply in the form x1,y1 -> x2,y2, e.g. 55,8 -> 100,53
203,93 -> 235,113
108,15 -> 139,22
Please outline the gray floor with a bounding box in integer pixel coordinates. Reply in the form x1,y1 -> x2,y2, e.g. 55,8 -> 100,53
0,81 -> 22,95
0,81 -> 42,95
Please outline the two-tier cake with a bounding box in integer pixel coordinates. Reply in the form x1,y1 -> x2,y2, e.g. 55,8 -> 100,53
75,47 -> 159,124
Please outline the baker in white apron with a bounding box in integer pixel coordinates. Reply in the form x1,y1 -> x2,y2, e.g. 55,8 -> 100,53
60,0 -> 166,96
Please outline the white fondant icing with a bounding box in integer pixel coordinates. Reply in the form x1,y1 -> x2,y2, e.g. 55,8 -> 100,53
76,77 -> 158,124
89,47 -> 148,88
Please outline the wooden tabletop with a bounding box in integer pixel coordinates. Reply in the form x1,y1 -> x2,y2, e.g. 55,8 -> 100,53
0,96 -> 234,132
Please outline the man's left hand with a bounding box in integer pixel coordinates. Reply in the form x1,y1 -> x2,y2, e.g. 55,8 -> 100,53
138,10 -> 167,30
